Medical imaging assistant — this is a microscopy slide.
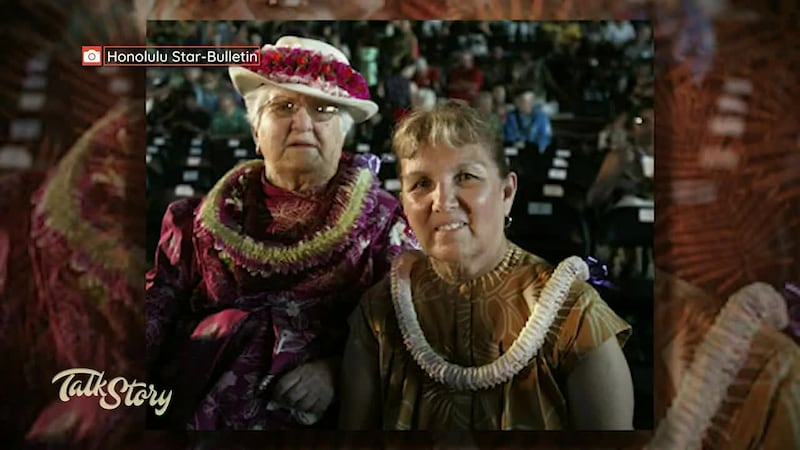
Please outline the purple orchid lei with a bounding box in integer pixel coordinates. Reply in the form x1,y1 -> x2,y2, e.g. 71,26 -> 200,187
247,47 -> 370,101
583,256 -> 615,290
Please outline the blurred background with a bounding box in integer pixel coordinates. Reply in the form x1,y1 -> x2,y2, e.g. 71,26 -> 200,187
145,19 -> 655,429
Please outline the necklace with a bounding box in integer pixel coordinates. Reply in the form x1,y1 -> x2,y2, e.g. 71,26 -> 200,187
197,158 -> 373,276
390,251 -> 590,391
647,282 -> 788,450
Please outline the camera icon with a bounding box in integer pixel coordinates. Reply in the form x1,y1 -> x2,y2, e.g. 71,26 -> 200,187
82,46 -> 103,66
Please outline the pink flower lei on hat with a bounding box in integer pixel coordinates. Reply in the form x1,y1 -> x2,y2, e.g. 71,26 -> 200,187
249,47 -> 370,101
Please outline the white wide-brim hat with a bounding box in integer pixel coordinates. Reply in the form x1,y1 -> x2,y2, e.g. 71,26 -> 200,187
229,36 -> 378,123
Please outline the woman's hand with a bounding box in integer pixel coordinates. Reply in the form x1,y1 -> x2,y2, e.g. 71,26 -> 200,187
272,357 -> 338,420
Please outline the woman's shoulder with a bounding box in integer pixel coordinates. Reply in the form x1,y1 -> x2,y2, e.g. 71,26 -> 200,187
161,196 -> 204,229
356,251 -> 427,327
511,247 -> 597,295
343,152 -> 402,206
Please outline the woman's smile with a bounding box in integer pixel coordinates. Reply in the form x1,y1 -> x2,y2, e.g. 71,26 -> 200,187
434,221 -> 468,233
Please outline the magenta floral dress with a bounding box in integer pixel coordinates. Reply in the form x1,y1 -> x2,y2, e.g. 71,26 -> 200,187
146,152 -> 417,430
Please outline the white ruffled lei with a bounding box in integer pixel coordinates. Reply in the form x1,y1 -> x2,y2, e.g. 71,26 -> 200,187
647,283 -> 789,450
390,253 -> 590,391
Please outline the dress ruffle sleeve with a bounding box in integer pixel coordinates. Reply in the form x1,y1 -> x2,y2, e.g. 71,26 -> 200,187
145,197 -> 202,365
555,283 -> 633,375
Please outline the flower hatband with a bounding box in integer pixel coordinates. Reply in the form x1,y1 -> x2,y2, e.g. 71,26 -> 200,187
246,47 -> 370,101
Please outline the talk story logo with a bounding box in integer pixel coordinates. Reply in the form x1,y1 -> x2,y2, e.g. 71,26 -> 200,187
52,368 -> 172,416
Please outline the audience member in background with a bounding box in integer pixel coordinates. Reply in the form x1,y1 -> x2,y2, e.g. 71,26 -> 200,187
508,49 -> 534,90
502,87 -> 552,152
147,36 -> 417,430
539,22 -> 582,51
604,21 -> 637,50
388,20 -> 419,71
474,91 -> 502,138
199,70 -> 221,112
586,102 -> 654,211
182,22 -> 203,46
508,51 -> 554,102
631,60 -> 654,103
180,67 -> 206,108
447,49 -> 483,104
410,88 -> 437,113
231,25 -> 251,46
215,21 -> 236,45
462,24 -> 489,59
170,92 -> 211,142
491,84 -> 509,121
353,27 -> 380,94
626,24 -> 654,60
210,94 -> 250,137
480,45 -> 510,89
588,102 -> 654,286
385,57 -> 418,123
413,57 -> 442,96
203,22 -> 220,46
340,102 -> 633,430
545,32 -> 585,111
146,78 -> 179,134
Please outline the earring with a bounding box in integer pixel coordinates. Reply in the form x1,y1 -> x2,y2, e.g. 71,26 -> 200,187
504,215 -> 513,229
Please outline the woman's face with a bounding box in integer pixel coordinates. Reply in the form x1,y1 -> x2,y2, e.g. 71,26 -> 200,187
253,87 -> 345,183
400,142 -> 516,267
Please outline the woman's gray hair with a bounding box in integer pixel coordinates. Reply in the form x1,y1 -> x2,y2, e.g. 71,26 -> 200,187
242,85 -> 354,138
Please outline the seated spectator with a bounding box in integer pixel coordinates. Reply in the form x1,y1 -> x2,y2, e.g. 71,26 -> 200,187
199,70 -> 221,112
508,51 -> 554,101
502,87 -> 552,152
385,57 -> 418,123
411,88 -> 437,112
587,102 -> 654,210
388,20 -> 419,71
354,29 -> 380,91
605,21 -> 637,50
413,57 -> 441,95
474,91 -> 502,138
492,84 -> 509,120
447,49 -> 483,104
231,25 -> 251,46
481,45 -> 510,88
146,77 -> 178,133
210,94 -> 250,137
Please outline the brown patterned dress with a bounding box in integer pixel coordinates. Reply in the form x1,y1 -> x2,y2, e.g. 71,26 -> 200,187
348,243 -> 631,430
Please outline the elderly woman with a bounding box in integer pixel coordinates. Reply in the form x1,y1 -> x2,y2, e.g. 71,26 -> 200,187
340,102 -> 634,430
146,36 -> 416,430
